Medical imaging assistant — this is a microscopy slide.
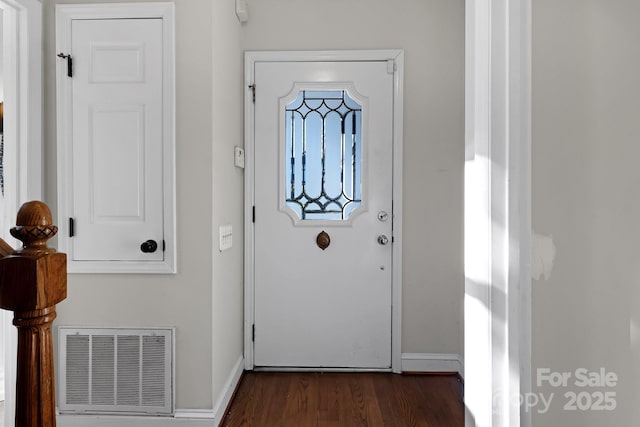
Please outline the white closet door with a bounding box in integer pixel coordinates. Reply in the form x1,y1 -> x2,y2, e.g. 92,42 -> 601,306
71,18 -> 164,262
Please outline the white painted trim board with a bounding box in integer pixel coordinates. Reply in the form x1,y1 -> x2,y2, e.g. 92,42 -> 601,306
211,355 -> 244,426
401,353 -> 464,377
464,0 -> 532,426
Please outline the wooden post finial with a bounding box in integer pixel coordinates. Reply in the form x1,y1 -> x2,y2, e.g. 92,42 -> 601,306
10,201 -> 58,254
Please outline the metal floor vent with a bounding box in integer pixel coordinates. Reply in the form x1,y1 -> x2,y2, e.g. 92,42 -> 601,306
58,327 -> 174,415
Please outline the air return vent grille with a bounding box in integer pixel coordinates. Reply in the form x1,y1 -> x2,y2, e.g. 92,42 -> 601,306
58,327 -> 174,415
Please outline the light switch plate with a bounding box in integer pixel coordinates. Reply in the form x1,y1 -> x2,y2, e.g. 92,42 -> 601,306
234,146 -> 245,168
219,225 -> 233,252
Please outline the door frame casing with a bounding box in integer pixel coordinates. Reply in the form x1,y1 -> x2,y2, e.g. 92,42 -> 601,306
464,0 -> 532,426
0,1 -> 43,425
0,0 -> 42,204
244,50 -> 404,372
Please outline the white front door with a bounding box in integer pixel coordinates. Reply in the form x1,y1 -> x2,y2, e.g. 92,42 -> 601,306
70,18 -> 164,262
252,59 -> 395,368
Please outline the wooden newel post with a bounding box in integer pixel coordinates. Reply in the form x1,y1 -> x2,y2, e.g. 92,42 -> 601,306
0,201 -> 67,427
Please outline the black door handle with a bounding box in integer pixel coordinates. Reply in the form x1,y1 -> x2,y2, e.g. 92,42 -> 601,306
140,239 -> 158,253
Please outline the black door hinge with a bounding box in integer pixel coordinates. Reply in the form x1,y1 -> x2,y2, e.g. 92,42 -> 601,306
57,53 -> 73,78
249,84 -> 256,103
252,206 -> 255,223
69,217 -> 75,237
163,240 -> 166,252
252,324 -> 255,342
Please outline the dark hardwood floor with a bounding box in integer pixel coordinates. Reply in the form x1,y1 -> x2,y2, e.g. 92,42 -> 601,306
220,372 -> 464,427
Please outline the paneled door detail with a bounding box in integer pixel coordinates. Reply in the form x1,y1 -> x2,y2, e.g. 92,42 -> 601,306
70,18 -> 164,263
252,59 -> 395,368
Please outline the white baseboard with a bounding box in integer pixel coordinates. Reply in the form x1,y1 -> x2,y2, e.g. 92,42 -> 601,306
173,410 -> 214,419
57,355 -> 245,427
56,414 -> 214,427
212,355 -> 244,426
401,353 -> 464,377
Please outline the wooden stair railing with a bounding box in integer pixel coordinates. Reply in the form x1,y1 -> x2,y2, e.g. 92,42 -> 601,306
0,201 -> 67,427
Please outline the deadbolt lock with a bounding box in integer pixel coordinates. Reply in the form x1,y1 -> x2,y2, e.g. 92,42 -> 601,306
377,211 -> 389,222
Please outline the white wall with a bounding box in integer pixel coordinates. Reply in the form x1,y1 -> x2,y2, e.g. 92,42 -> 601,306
241,0 -> 465,356
533,0 -> 639,425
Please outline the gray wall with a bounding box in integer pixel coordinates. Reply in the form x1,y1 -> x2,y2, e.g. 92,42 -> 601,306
532,0 -> 639,424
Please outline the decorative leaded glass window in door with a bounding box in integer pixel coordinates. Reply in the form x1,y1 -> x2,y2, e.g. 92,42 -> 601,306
284,90 -> 362,221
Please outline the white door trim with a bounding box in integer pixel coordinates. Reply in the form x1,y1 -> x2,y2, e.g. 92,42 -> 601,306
0,0 -> 42,204
0,1 -> 42,425
244,50 -> 404,373
464,0 -> 532,426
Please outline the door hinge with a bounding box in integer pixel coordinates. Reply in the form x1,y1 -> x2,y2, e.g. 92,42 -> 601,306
249,84 -> 256,103
162,240 -> 166,252
57,53 -> 73,78
252,206 -> 255,223
252,324 -> 255,342
69,218 -> 75,238
387,59 -> 396,74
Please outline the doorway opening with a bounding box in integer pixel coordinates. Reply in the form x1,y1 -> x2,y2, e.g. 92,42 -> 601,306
244,50 -> 404,372
0,0 -> 43,425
